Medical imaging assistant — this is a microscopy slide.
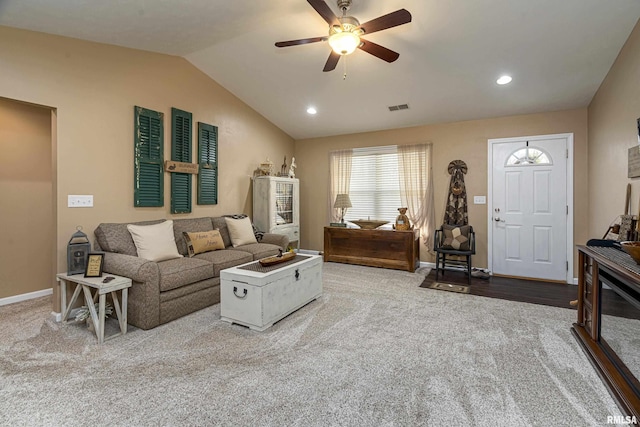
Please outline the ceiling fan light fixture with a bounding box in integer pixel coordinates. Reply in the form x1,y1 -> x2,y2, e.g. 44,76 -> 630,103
328,31 -> 360,55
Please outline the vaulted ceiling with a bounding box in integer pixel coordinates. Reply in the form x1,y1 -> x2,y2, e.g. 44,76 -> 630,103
1,0 -> 639,139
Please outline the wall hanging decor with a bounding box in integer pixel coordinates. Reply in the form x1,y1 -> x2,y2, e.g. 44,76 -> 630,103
197,122 -> 218,205
170,107 -> 193,214
134,106 -> 164,207
444,159 -> 468,225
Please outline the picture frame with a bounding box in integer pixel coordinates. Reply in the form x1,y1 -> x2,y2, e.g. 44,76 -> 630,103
84,253 -> 104,278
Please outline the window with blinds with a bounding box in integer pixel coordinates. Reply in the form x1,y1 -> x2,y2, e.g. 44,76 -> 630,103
345,145 -> 401,223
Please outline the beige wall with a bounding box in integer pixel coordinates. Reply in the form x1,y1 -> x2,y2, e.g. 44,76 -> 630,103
588,19 -> 640,238
0,97 -> 53,299
295,109 -> 588,270
0,26 -> 294,308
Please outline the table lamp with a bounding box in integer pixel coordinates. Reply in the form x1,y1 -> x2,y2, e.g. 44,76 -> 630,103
334,194 -> 352,224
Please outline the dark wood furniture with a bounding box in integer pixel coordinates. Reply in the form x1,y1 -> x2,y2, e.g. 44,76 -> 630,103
433,225 -> 476,286
573,245 -> 640,418
323,227 -> 420,272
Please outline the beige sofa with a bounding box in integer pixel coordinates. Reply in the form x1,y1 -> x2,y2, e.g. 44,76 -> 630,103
93,216 -> 288,330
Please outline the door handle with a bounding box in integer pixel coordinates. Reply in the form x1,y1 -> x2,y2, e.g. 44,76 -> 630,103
494,217 -> 505,223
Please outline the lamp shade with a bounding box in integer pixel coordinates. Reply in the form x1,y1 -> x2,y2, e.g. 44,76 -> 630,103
328,31 -> 360,55
334,194 -> 352,209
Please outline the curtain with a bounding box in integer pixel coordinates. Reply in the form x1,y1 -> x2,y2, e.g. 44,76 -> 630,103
328,149 -> 353,223
397,143 -> 436,251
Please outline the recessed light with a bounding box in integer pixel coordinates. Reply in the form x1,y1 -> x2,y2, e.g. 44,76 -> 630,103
497,75 -> 512,85
306,107 -> 317,115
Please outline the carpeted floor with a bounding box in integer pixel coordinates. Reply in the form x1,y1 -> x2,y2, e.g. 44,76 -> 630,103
0,263 -> 623,426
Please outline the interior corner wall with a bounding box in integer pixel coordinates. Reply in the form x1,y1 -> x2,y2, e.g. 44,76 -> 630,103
588,18 -> 640,239
294,109 -> 589,270
0,97 -> 53,299
0,26 -> 294,309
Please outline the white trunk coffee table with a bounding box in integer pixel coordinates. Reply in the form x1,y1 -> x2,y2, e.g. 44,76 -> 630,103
220,254 -> 322,331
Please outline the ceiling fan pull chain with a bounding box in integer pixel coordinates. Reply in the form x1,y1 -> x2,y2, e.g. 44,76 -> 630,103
343,56 -> 348,80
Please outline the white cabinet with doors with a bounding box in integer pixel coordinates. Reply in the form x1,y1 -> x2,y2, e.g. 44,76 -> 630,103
253,176 -> 299,249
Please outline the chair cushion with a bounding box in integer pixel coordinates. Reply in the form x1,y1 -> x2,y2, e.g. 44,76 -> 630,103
442,224 -> 471,250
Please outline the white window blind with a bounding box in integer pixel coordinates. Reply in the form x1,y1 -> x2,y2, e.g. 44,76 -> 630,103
345,145 -> 401,223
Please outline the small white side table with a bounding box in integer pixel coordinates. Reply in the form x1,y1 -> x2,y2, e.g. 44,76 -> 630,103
56,273 -> 132,344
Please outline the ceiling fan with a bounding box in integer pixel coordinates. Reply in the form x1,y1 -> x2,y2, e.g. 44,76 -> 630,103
275,0 -> 412,72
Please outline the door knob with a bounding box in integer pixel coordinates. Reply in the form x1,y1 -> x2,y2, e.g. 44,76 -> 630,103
494,217 -> 505,223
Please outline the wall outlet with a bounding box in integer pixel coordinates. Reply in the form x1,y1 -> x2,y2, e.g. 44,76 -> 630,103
473,196 -> 486,204
68,195 -> 93,208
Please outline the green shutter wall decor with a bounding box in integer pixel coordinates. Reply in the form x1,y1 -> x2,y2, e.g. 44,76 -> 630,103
197,122 -> 218,205
171,108 -> 192,214
134,106 -> 164,207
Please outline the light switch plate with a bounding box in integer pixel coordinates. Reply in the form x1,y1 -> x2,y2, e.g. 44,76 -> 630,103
473,196 -> 486,204
68,195 -> 93,208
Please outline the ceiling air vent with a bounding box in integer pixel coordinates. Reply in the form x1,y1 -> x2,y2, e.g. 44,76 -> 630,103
388,103 -> 409,112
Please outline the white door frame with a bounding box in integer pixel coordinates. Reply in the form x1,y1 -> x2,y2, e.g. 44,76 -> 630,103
487,133 -> 574,284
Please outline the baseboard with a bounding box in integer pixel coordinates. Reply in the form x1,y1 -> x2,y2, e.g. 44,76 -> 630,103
53,307 -> 82,322
298,249 -> 321,255
0,288 -> 52,307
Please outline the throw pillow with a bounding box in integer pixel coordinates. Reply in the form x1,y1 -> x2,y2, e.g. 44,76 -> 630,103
224,216 -> 258,247
442,224 -> 471,250
183,230 -> 225,257
126,220 -> 183,262
223,214 -> 265,241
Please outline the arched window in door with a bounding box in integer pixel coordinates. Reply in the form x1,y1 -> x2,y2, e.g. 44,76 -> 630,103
505,147 -> 552,166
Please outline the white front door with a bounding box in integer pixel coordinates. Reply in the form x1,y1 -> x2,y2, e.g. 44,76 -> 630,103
489,134 -> 572,282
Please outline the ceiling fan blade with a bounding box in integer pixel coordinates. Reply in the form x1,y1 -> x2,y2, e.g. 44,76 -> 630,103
275,36 -> 326,48
323,51 -> 341,72
358,39 -> 400,63
358,9 -> 412,35
307,0 -> 340,27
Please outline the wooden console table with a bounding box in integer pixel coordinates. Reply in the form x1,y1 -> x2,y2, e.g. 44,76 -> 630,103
573,245 -> 640,418
323,226 -> 419,272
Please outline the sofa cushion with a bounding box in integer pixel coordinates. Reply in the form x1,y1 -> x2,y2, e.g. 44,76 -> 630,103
157,257 -> 214,292
194,249 -> 253,277
225,216 -> 258,247
127,220 -> 183,262
172,217 -> 214,256
95,219 -> 164,256
183,230 -> 225,257
212,217 -> 232,248
230,243 -> 282,260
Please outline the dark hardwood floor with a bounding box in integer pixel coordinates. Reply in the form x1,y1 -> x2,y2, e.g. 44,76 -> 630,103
420,269 -> 640,319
